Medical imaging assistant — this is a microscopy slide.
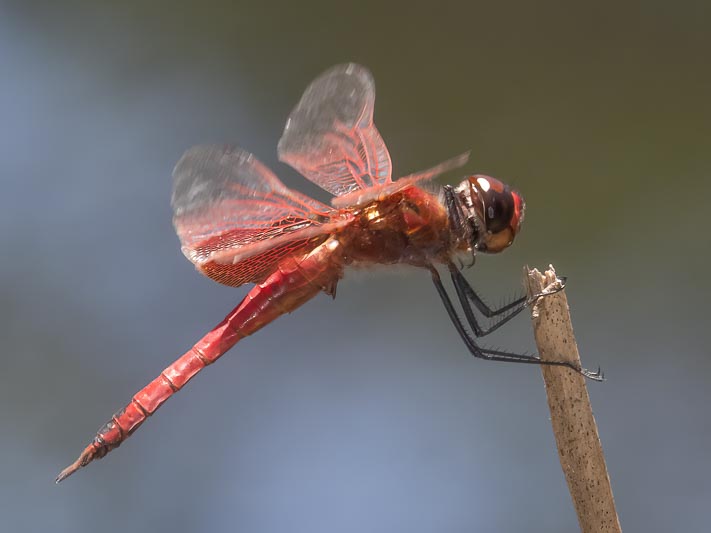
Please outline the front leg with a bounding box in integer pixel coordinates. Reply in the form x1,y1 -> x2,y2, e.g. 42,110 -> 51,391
448,263 -> 527,318
447,262 -> 565,337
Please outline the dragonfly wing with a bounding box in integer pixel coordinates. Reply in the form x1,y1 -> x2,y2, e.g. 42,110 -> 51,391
331,152 -> 471,208
277,63 -> 392,197
172,145 -> 349,286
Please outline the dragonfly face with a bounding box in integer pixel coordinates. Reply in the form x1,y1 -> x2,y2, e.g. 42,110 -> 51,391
447,175 -> 525,255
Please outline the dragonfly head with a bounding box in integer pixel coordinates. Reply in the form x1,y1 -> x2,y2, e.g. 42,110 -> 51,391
445,175 -> 525,255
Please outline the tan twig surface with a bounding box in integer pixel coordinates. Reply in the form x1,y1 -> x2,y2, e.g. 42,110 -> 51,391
525,265 -> 621,533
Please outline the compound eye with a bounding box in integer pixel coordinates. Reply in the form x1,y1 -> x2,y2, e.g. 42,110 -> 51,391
474,176 -> 515,234
485,191 -> 514,234
469,175 -> 525,254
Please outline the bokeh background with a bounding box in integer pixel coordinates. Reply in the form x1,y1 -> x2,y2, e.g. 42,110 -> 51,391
2,1 -> 709,532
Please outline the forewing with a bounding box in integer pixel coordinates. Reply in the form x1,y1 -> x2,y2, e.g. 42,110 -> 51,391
172,145 -> 344,286
331,152 -> 471,208
277,63 -> 392,197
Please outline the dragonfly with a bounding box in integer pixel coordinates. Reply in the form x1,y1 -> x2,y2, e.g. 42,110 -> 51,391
57,63 -> 602,483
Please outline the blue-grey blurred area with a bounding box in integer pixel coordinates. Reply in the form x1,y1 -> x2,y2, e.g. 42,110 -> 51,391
1,1 -> 709,531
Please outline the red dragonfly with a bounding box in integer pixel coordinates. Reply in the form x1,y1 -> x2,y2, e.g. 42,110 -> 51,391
57,63 -> 601,483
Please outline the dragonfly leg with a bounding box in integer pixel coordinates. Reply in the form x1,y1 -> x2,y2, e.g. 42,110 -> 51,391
447,262 -> 566,337
447,262 -> 528,318
429,265 -> 603,381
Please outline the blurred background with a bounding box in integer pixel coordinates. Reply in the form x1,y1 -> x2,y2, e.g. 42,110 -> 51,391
2,1 -> 709,532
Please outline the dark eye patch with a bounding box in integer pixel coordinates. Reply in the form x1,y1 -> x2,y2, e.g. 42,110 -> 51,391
484,190 -> 514,233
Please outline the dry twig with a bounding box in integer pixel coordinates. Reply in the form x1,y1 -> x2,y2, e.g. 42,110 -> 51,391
525,265 -> 621,533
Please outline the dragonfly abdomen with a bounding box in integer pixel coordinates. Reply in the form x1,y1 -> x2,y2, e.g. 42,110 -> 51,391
57,238 -> 343,482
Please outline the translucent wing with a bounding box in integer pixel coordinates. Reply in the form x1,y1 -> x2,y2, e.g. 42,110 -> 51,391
172,145 -> 350,287
277,63 -> 392,197
331,152 -> 470,208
